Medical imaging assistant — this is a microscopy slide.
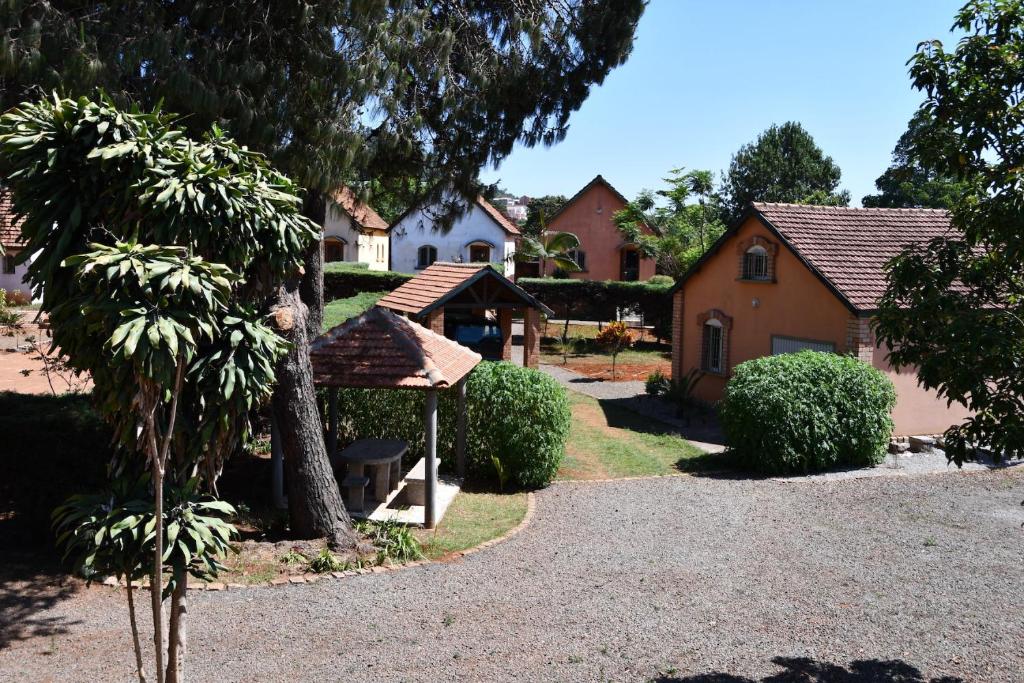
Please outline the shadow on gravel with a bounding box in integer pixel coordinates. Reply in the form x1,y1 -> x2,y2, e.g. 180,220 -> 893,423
0,555 -> 83,650
653,656 -> 964,682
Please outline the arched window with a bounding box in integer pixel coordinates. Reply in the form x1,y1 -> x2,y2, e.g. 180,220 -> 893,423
567,248 -> 586,271
468,243 -> 491,263
417,245 -> 438,269
702,318 -> 724,373
743,245 -> 769,280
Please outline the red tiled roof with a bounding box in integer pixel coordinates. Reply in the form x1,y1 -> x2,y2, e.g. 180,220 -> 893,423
475,196 -> 520,235
331,186 -> 388,231
376,261 -> 553,317
0,189 -> 25,249
311,306 -> 481,389
751,203 -> 954,311
377,262 -> 486,315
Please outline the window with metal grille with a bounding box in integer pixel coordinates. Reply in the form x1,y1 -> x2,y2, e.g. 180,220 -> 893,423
770,336 -> 835,355
568,248 -> 586,271
2,255 -> 15,275
702,319 -> 724,373
417,245 -> 437,268
742,245 -> 769,280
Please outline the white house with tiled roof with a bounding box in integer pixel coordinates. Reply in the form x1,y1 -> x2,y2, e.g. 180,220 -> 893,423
323,186 -> 391,270
387,195 -> 519,276
0,189 -> 32,300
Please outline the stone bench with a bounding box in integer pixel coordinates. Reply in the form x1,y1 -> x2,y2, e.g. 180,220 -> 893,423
341,474 -> 370,512
403,457 -> 438,507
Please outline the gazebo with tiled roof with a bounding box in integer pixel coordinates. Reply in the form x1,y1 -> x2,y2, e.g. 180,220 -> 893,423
310,306 -> 482,527
376,261 -> 553,368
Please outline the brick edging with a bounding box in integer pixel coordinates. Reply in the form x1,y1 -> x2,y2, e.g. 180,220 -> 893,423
100,492 -> 538,593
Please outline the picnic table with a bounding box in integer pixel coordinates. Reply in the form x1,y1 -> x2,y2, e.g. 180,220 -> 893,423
331,438 -> 408,508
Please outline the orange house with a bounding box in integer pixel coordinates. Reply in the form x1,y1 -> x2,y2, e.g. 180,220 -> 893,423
670,202 -> 971,436
542,175 -> 656,281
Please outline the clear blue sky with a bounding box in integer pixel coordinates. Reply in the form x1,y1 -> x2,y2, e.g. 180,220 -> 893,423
481,0 -> 965,207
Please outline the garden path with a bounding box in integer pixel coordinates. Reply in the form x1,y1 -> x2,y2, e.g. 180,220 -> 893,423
2,469 -> 1022,681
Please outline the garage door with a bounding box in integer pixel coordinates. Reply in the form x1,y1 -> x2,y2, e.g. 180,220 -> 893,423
771,335 -> 836,355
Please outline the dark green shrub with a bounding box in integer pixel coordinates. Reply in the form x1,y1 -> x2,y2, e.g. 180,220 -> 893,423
720,351 -> 896,474
517,276 -> 674,341
332,361 -> 570,488
464,361 -> 570,488
0,392 -> 112,547
324,265 -> 412,300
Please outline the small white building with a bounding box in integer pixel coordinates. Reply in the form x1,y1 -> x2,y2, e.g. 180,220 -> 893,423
323,186 -> 390,271
389,195 -> 519,276
0,191 -> 31,301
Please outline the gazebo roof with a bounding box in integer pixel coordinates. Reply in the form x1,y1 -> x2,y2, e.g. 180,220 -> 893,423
311,306 -> 481,389
376,262 -> 554,317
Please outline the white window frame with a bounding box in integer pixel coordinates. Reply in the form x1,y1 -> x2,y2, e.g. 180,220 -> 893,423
702,318 -> 724,373
743,245 -> 769,281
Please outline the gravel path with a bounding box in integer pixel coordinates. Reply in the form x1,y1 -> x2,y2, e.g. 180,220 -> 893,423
3,469 -> 1023,682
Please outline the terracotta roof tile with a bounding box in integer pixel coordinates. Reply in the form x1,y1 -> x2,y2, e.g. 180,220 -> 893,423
475,196 -> 520,235
331,186 -> 389,231
311,306 -> 481,389
752,202 -> 955,311
0,189 -> 25,249
376,262 -> 488,315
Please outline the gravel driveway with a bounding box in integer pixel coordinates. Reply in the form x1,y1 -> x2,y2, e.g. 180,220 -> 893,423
3,470 -> 1023,682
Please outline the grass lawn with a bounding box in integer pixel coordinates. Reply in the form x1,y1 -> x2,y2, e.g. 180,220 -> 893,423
414,489 -> 528,560
541,342 -> 671,382
323,291 -> 386,330
558,391 -> 728,480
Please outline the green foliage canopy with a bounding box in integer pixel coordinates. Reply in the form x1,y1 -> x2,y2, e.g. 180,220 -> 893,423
722,121 -> 850,219
862,111 -> 970,208
0,95 -> 317,482
720,351 -> 896,475
874,0 -> 1024,463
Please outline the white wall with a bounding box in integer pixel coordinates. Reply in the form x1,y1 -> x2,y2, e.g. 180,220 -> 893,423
0,250 -> 31,298
323,204 -> 389,271
390,201 -> 516,276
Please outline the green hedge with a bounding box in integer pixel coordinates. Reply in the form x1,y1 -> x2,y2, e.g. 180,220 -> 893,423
331,361 -> 570,488
324,264 -> 412,300
517,276 -> 674,340
0,392 -> 112,547
720,351 -> 897,474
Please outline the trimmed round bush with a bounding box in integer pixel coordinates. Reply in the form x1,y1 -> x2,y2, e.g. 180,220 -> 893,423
720,351 -> 896,474
464,361 -> 571,488
332,361 -> 570,488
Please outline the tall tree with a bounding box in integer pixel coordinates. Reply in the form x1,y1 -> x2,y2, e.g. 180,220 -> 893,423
614,168 -> 727,278
722,121 -> 850,219
862,110 -> 970,208
0,1 -> 645,545
523,194 -> 569,239
874,0 -> 1024,464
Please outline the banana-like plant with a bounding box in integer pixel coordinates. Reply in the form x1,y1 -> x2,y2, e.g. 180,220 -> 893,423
516,230 -> 583,275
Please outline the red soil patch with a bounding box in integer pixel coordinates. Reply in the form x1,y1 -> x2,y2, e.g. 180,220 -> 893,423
563,359 -> 671,382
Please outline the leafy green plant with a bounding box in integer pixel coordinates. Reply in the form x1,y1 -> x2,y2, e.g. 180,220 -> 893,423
554,334 -> 583,365
594,321 -> 635,380
720,351 -> 896,474
491,455 -> 510,492
280,548 -> 308,566
0,289 -> 21,331
356,519 -> 423,565
645,370 -> 671,397
307,548 -> 347,573
664,368 -> 704,415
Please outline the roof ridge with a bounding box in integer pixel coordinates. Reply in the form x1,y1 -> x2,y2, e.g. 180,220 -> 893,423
753,201 -> 949,214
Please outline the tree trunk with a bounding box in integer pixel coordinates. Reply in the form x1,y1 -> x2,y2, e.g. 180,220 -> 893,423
270,189 -> 358,549
164,571 -> 186,683
126,579 -> 148,683
271,284 -> 358,549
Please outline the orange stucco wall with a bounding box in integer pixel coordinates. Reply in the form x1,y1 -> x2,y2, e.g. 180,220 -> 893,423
674,216 -> 970,436
545,182 -> 656,281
